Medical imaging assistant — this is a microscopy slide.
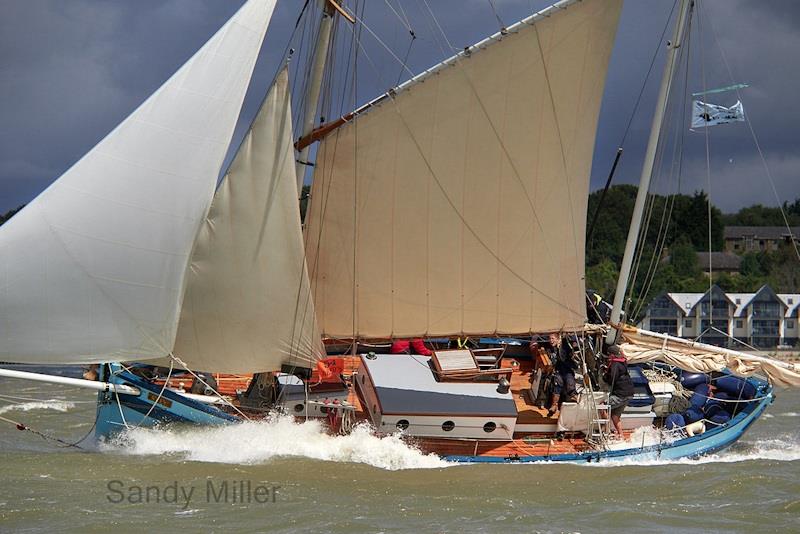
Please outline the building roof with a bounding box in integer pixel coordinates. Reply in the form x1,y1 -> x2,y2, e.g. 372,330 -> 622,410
724,226 -> 800,240
696,251 -> 742,271
778,294 -> 800,317
648,286 -> 800,318
666,293 -> 704,314
727,293 -> 754,317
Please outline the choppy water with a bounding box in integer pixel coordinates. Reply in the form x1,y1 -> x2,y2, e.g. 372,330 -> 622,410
1,367 -> 798,533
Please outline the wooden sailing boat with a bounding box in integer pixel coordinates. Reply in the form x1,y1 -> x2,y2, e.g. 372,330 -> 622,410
2,0 -> 799,463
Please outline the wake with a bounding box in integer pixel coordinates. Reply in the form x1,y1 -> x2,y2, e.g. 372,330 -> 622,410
102,414 -> 451,471
0,400 -> 75,415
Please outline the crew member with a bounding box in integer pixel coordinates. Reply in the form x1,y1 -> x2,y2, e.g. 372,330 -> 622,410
547,332 -> 578,417
604,344 -> 634,435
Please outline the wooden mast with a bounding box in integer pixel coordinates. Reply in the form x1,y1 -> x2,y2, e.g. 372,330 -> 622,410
294,0 -> 352,195
606,0 -> 694,344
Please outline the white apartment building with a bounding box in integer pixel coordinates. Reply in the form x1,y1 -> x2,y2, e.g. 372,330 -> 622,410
638,284 -> 800,348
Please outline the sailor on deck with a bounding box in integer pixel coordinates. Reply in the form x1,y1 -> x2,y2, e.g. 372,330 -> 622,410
546,333 -> 578,417
604,344 -> 634,435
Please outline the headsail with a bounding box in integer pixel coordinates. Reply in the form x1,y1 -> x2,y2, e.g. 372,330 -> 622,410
0,0 -> 277,364
304,0 -> 623,339
172,68 -> 323,374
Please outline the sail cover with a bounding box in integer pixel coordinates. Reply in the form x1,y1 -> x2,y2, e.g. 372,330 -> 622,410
172,68 -> 323,374
0,0 -> 276,364
304,0 -> 622,338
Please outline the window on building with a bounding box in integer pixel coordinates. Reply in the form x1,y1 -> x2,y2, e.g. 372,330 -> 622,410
753,302 -> 781,318
650,296 -> 675,317
735,320 -> 743,329
735,298 -> 741,305
650,319 -> 678,335
752,320 -> 780,336
789,298 -> 794,305
788,320 -> 795,329
701,300 -> 728,317
684,319 -> 693,328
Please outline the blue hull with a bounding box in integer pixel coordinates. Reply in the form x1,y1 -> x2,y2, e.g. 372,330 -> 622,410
94,365 -> 773,464
94,364 -> 237,439
444,376 -> 774,464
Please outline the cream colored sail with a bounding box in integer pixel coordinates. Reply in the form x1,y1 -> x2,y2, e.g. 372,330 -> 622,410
0,0 -> 276,364
621,327 -> 800,388
172,68 -> 322,374
304,0 -> 622,339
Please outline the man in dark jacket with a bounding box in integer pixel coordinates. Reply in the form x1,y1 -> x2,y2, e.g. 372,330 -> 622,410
546,333 -> 578,417
604,344 -> 634,435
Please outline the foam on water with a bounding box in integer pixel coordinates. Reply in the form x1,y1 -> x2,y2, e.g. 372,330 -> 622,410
0,400 -> 75,415
606,425 -> 675,451
590,432 -> 800,467
103,414 -> 451,470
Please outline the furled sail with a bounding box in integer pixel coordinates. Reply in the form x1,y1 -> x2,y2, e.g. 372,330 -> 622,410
304,0 -> 622,339
621,327 -> 800,388
0,0 -> 276,364
172,68 -> 323,374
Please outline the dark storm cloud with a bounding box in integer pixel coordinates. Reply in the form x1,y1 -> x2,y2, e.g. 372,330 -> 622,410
1,0 -> 798,214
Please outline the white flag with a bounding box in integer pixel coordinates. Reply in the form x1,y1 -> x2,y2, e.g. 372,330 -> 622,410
691,100 -> 745,128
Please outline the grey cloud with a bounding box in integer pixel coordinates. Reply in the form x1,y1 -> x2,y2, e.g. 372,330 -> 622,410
0,0 -> 798,215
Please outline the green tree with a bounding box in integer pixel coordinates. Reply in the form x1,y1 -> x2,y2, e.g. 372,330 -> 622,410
740,252 -> 763,277
670,240 -> 698,278
586,259 -> 618,299
674,191 -> 723,251
766,243 -> 800,292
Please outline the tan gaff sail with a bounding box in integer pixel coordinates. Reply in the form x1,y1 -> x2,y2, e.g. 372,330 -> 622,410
304,0 -> 622,339
172,69 -> 323,374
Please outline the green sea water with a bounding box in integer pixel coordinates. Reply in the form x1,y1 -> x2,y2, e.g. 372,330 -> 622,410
1,367 -> 798,533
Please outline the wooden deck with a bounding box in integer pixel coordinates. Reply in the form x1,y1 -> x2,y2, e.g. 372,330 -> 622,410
503,357 -> 558,427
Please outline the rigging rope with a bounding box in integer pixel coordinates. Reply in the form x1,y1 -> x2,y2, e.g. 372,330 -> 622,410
0,413 -> 90,450
168,354 -> 252,421
629,14 -> 694,322
696,5 -> 715,314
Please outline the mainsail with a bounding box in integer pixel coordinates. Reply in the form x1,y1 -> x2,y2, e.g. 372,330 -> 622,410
304,0 -> 623,339
172,68 -> 323,374
0,0 -> 276,364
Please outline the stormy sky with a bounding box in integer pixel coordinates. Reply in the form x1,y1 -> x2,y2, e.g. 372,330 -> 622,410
1,0 -> 798,216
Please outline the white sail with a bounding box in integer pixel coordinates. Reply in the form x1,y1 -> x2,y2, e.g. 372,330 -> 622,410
304,0 -> 622,339
172,68 -> 323,374
0,0 -> 277,364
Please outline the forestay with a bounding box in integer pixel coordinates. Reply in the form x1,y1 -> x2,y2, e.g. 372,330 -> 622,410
172,68 -> 323,374
304,0 -> 623,338
0,0 -> 276,364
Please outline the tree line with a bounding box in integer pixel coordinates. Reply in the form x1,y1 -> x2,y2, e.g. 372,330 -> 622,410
586,185 -> 800,320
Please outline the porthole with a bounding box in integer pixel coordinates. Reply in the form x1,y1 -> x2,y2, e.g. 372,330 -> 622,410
319,406 -> 329,414
293,403 -> 304,413
483,422 -> 497,433
442,420 -> 455,432
396,419 -> 410,431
